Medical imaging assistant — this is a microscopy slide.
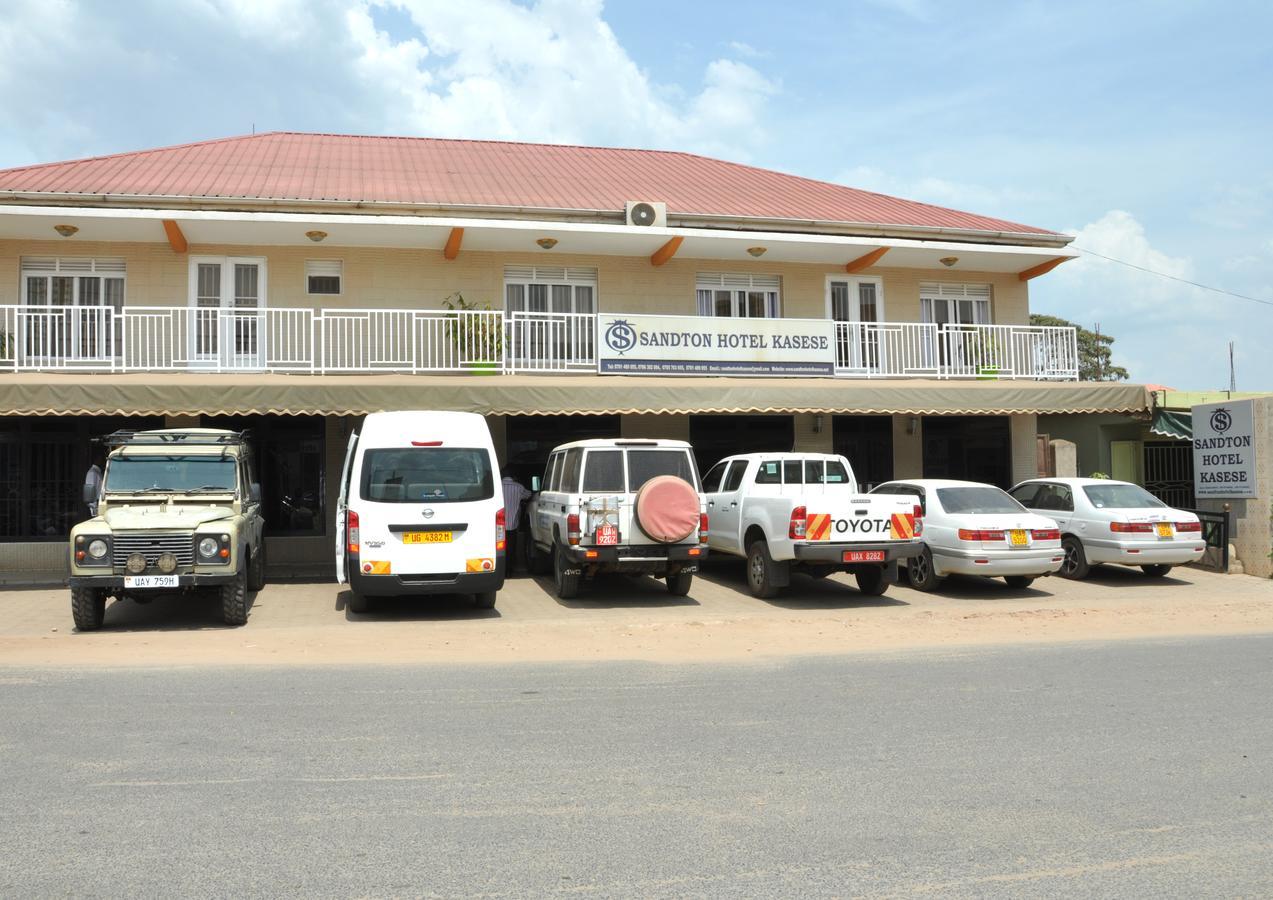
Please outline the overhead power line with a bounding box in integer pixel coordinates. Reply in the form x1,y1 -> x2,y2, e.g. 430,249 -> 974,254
1071,244 -> 1273,309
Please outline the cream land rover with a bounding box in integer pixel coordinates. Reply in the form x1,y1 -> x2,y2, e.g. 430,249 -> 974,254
68,429 -> 266,630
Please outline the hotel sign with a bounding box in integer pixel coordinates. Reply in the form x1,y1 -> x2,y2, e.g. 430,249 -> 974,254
1192,399 -> 1257,499
597,313 -> 836,377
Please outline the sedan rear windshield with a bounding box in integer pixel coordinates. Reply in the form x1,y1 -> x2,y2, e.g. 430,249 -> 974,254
936,486 -> 1024,515
626,449 -> 698,491
1083,484 -> 1166,509
361,448 -> 493,503
105,456 -> 237,493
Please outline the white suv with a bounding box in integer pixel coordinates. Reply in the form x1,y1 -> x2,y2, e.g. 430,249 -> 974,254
524,439 -> 708,599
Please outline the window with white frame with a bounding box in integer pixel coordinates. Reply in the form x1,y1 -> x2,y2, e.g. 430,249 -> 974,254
305,259 -> 342,295
919,282 -> 991,327
20,258 -> 127,359
504,266 -> 597,316
695,273 -> 781,318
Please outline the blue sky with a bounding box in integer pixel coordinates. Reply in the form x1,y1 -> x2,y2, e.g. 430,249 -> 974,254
2,0 -> 1270,388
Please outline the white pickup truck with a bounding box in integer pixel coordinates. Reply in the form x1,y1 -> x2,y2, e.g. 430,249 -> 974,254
702,452 -> 923,597
525,438 -> 709,599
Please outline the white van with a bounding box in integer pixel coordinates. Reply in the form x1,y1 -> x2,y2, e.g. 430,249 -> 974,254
336,411 -> 506,612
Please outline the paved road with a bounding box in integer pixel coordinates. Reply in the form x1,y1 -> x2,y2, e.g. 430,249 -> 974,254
3,636 -> 1271,897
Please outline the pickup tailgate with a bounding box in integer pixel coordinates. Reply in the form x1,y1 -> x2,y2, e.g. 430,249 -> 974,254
790,493 -> 922,563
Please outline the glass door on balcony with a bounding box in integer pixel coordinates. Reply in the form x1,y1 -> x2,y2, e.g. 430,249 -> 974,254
828,276 -> 881,372
20,258 -> 126,364
189,258 -> 266,369
919,283 -> 991,370
504,266 -> 597,367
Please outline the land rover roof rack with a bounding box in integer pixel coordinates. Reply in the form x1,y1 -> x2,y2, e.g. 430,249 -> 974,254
95,429 -> 252,447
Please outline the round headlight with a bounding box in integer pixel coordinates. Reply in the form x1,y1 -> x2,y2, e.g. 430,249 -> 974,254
126,553 -> 147,575
198,537 -> 219,558
87,539 -> 108,559
157,552 -> 178,574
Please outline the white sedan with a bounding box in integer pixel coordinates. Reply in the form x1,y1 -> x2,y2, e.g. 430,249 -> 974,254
871,479 -> 1064,591
1008,477 -> 1206,579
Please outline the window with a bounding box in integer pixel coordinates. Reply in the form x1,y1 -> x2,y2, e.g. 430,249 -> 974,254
1008,483 -> 1041,507
783,460 -> 802,484
306,259 -> 342,295
544,452 -> 562,492
722,462 -> 747,492
626,450 -> 698,491
920,282 -> 992,327
504,266 -> 597,316
701,461 -> 729,493
582,450 -> 625,492
559,449 -> 583,493
695,273 -> 780,318
936,486 -> 1024,515
1083,484 -> 1166,510
1032,483 -> 1074,513
20,257 -> 126,360
361,447 -> 493,503
755,460 -> 782,484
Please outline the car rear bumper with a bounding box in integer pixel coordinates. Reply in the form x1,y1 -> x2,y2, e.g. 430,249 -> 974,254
932,546 -> 1064,577
793,540 -> 922,564
1083,539 -> 1206,566
69,572 -> 238,589
349,562 -> 505,597
562,543 -> 708,564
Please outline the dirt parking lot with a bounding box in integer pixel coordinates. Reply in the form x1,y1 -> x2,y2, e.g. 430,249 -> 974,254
2,560 -> 1271,667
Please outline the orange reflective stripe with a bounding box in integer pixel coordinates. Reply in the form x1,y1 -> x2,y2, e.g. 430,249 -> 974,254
806,513 -> 831,541
890,513 -> 915,540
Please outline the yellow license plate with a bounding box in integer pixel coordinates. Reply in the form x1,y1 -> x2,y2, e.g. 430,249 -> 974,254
1009,529 -> 1029,546
1155,523 -> 1173,538
402,531 -> 453,544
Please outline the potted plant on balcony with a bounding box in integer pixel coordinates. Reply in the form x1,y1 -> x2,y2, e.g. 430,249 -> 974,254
442,292 -> 502,374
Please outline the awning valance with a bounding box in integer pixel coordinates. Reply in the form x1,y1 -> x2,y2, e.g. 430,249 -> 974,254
0,373 -> 1153,418
1150,408 -> 1193,440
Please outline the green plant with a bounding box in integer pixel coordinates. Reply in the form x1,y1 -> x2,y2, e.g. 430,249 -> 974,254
1088,471 -> 1111,479
442,292 -> 502,364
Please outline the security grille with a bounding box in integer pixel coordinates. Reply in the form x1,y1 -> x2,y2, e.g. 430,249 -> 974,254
1144,442 -> 1194,509
112,533 -> 195,568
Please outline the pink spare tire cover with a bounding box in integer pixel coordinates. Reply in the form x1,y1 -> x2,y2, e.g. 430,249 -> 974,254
634,475 -> 700,543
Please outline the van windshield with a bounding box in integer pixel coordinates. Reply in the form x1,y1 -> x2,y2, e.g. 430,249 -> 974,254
361,448 -> 493,503
627,449 -> 698,491
105,456 -> 237,493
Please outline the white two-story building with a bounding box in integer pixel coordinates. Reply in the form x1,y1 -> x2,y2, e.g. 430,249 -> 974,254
0,132 -> 1147,577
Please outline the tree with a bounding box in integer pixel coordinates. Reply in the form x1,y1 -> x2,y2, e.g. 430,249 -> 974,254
1030,314 -> 1129,381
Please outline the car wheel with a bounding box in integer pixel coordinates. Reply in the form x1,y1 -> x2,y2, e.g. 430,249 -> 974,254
70,586 -> 106,632
855,566 -> 888,597
906,545 -> 943,592
220,566 -> 250,626
1141,564 -> 1172,578
554,541 -> 581,600
1060,536 -> 1090,580
473,591 -> 497,609
1004,575 -> 1034,589
746,540 -> 783,599
666,570 -> 693,596
347,591 -> 371,614
247,541 -> 266,592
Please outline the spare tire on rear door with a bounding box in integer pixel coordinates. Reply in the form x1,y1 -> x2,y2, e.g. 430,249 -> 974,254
634,475 -> 700,543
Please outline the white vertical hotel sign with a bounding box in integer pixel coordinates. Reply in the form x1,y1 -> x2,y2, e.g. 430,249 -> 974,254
1192,399 -> 1257,498
596,313 -> 836,377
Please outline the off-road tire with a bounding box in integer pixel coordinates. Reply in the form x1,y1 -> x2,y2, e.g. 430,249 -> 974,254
71,586 -> 106,632
220,566 -> 249,626
1060,536 -> 1090,580
1141,564 -> 1172,578
1004,575 -> 1035,589
247,541 -> 266,592
665,570 -> 693,596
473,591 -> 498,609
746,540 -> 783,599
855,566 -> 889,597
346,591 -> 371,614
906,545 -> 943,592
553,541 -> 581,600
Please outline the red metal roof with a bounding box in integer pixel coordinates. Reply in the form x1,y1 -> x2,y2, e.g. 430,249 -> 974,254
0,132 -> 1057,236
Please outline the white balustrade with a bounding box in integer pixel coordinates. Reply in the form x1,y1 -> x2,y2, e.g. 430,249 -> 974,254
0,305 -> 1078,380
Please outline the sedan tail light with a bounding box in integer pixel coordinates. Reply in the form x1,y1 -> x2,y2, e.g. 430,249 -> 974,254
566,512 -> 581,546
347,509 -> 360,554
1031,528 -> 1061,541
1176,521 -> 1202,533
495,507 -> 507,552
1110,522 -> 1153,533
958,528 -> 1005,542
789,506 -> 807,540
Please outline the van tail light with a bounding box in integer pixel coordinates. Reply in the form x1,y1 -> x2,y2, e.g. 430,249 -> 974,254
1110,522 -> 1153,533
789,506 -> 807,540
1031,528 -> 1061,541
1176,521 -> 1202,533
495,507 -> 507,552
958,528 -> 1006,542
699,512 -> 709,543
347,509 -> 360,554
566,513 -> 581,546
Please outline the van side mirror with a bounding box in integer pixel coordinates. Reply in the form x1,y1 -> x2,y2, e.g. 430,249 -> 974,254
83,482 -> 99,504
249,482 -> 262,503
531,475 -> 541,492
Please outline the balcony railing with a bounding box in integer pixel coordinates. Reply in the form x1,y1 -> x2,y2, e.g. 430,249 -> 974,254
0,305 -> 1077,380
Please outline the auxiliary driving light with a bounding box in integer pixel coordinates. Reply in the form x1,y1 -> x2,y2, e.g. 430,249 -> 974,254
157,553 -> 178,574
126,553 -> 147,575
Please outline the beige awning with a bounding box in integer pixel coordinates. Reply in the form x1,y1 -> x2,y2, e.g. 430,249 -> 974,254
0,372 -> 1152,417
